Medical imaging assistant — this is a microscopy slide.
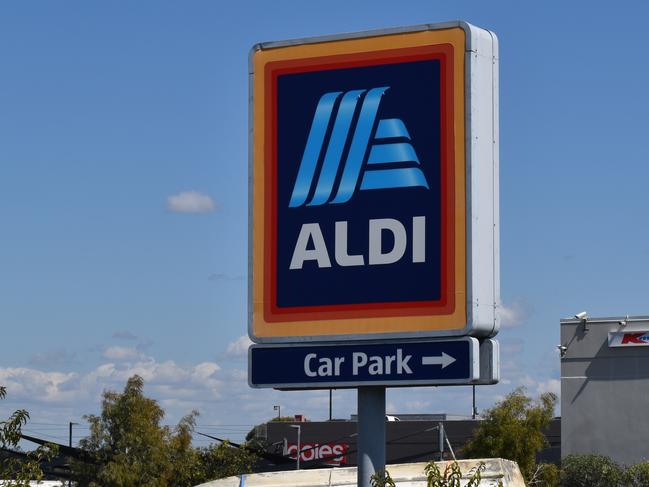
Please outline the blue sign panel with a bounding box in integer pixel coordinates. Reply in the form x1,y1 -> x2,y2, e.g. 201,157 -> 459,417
249,338 -> 479,389
275,58 -> 444,309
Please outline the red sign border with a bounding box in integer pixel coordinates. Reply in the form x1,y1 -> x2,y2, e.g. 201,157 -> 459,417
263,44 -> 456,323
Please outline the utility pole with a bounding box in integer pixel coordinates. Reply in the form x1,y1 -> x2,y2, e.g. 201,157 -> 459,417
329,389 -> 333,421
68,422 -> 78,487
290,425 -> 301,470
472,385 -> 478,419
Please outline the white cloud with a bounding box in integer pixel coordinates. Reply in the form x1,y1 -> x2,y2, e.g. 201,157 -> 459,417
0,355 -> 223,410
499,301 -> 530,328
534,378 -> 561,397
0,352 -> 343,443
0,368 -> 79,403
167,191 -> 216,214
225,336 -> 253,358
0,339 -> 561,445
102,346 -> 145,362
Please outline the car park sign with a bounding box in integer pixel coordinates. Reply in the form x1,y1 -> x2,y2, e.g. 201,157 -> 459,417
250,338 -> 481,389
249,21 -> 499,344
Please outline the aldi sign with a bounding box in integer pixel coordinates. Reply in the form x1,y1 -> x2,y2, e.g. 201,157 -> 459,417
249,22 -> 499,343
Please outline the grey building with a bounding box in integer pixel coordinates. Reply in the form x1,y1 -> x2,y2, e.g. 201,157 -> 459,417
561,315 -> 649,464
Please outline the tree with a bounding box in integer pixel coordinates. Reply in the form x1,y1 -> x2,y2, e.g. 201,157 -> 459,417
194,442 -> 258,481
0,385 -> 58,487
461,387 -> 556,482
72,375 -> 257,487
73,375 -> 181,486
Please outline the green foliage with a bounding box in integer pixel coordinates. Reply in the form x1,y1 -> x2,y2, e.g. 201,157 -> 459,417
72,375 -> 257,487
560,454 -> 626,487
370,469 -> 396,487
425,461 -> 463,487
425,461 -> 502,487
194,441 -> 258,482
528,463 -> 560,487
74,375 -> 178,486
372,462 -> 503,487
0,385 -> 58,487
626,461 -> 649,487
461,387 -> 556,481
518,455 -> 649,487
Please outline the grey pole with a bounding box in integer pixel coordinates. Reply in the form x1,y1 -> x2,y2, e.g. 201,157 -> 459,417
438,422 -> 445,461
290,425 -> 301,470
472,385 -> 478,419
357,387 -> 386,487
297,426 -> 301,470
69,422 -> 73,487
329,389 -> 333,421
68,421 -> 78,487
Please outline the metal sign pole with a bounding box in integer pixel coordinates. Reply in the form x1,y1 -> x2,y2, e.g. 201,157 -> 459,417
357,386 -> 386,487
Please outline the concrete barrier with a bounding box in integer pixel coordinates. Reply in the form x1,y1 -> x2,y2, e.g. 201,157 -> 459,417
195,459 -> 526,487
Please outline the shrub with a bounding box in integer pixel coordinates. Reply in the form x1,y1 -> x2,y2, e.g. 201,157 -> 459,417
371,462 -> 503,487
560,454 -> 625,487
425,461 -> 504,487
370,469 -> 396,487
626,461 -> 649,487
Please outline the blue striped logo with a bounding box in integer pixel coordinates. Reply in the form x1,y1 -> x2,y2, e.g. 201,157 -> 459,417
289,87 -> 429,208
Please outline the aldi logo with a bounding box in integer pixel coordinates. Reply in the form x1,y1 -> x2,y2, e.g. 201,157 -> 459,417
289,87 -> 428,208
249,23 -> 499,342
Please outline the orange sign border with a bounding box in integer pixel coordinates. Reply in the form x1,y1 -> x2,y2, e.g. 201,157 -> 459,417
251,27 -> 467,340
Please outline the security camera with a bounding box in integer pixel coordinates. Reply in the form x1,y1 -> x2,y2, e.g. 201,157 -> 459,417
574,311 -> 588,320
557,345 -> 568,357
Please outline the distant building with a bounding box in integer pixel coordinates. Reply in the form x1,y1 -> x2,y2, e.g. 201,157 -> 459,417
261,417 -> 560,468
561,315 -> 649,464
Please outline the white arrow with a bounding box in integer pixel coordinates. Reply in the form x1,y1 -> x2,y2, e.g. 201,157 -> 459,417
421,352 -> 456,369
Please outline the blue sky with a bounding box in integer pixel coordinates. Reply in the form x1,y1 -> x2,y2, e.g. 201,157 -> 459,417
1,0 -> 648,446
